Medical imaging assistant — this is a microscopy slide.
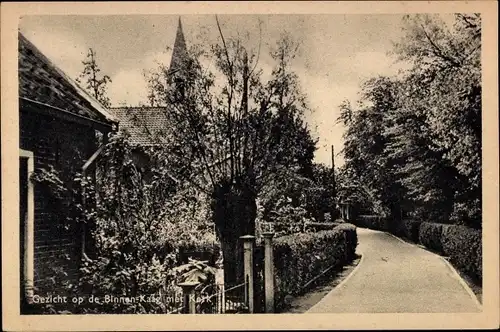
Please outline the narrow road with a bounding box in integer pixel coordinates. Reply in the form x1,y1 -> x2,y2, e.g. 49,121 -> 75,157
307,228 -> 481,313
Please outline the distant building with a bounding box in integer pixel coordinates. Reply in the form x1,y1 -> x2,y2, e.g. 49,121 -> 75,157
18,32 -> 117,308
107,106 -> 170,173
109,17 -> 191,148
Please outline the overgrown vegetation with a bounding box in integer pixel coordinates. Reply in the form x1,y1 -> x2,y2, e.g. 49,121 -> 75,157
28,134 -> 219,314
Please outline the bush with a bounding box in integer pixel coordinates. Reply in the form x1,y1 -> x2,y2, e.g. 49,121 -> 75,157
272,224 -> 357,311
355,215 -> 389,231
441,224 -> 482,282
304,222 -> 340,232
418,222 -> 445,253
178,242 -> 221,265
28,134 -> 220,314
401,219 -> 422,243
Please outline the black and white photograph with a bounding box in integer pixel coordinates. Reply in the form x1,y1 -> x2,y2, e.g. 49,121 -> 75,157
2,1 -> 499,330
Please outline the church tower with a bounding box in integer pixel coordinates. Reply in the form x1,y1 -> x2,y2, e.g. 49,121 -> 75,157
168,17 -> 191,93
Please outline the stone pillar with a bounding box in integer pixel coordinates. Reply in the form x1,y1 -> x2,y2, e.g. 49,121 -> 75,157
178,281 -> 199,314
240,235 -> 255,313
262,232 -> 275,313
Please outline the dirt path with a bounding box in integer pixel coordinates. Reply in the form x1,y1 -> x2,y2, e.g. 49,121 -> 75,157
307,228 -> 482,313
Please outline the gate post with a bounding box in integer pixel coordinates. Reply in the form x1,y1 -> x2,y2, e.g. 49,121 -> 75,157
178,281 -> 199,314
262,232 -> 275,313
215,248 -> 225,313
240,235 -> 255,313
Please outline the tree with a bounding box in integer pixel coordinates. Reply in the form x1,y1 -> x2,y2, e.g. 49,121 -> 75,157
338,77 -> 407,221
393,14 -> 481,225
339,14 -> 481,227
308,163 -> 337,220
143,17 -> 317,282
77,48 -> 112,108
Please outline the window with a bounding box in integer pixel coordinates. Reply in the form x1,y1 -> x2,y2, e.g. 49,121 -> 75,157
19,149 -> 34,304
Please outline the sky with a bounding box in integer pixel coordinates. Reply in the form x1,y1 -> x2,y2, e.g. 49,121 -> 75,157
19,14 -> 412,167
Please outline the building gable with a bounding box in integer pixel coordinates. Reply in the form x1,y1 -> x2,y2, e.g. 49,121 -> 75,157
18,32 -> 117,125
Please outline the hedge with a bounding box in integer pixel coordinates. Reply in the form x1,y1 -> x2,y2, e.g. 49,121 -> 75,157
418,222 -> 445,253
355,215 -> 389,231
177,238 -> 221,265
178,245 -> 220,265
304,222 -> 341,232
400,220 -> 422,243
272,223 -> 357,311
414,223 -> 482,282
441,224 -> 482,282
354,217 -> 422,243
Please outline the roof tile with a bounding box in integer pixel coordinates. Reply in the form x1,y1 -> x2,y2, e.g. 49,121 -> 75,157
109,107 -> 171,146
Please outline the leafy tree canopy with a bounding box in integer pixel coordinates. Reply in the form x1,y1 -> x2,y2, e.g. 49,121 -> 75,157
338,14 -> 481,227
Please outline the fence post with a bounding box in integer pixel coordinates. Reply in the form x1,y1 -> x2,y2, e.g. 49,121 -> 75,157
240,235 -> 255,313
262,232 -> 275,313
178,281 -> 199,314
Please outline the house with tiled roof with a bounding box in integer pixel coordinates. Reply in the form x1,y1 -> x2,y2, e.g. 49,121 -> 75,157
107,106 -> 173,176
109,18 -> 191,150
108,107 -> 170,146
18,32 -> 117,311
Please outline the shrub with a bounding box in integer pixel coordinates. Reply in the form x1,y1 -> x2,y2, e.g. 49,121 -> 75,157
441,224 -> 482,282
401,219 -> 422,243
304,222 -> 340,232
388,219 -> 405,237
27,133 -> 220,315
418,222 -> 445,253
355,215 -> 389,231
272,223 -> 357,311
178,241 -> 221,265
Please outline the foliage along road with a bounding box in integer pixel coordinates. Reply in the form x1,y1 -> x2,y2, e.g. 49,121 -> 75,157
307,228 -> 481,313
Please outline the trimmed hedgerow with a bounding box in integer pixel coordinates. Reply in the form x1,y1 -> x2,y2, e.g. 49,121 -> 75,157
401,219 -> 422,243
355,215 -> 389,231
178,241 -> 221,265
418,222 -> 445,253
355,216 -> 421,244
441,224 -> 482,282
272,224 -> 357,312
304,222 -> 341,232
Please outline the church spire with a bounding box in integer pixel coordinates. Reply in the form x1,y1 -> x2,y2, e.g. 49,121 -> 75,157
168,17 -> 189,77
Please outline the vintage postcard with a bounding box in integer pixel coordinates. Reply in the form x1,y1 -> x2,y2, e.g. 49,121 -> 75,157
1,1 -> 499,330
